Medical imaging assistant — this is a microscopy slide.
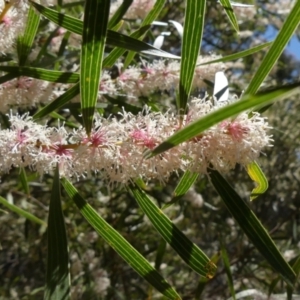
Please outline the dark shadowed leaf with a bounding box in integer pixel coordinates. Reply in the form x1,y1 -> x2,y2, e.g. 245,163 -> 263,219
210,170 -> 296,286
44,167 -> 70,299
129,184 -> 217,279
61,178 -> 181,300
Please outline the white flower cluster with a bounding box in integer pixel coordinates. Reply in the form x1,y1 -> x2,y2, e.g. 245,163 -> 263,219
0,57 -> 224,113
0,76 -> 55,112
0,99 -> 272,184
0,0 -> 29,54
101,57 -> 225,98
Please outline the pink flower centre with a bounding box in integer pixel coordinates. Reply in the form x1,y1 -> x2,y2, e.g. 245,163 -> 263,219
131,129 -> 157,149
221,121 -> 248,141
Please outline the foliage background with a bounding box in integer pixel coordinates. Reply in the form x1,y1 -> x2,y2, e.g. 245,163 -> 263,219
0,0 -> 300,299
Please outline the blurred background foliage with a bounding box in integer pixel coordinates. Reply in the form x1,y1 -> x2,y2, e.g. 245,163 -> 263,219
0,0 -> 300,299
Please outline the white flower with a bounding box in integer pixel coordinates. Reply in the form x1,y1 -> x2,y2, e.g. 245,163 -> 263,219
0,77 -> 55,113
0,0 -> 29,54
102,57 -> 225,99
0,99 -> 273,184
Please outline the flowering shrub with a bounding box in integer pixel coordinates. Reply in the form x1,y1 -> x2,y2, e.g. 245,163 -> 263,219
0,0 -> 300,299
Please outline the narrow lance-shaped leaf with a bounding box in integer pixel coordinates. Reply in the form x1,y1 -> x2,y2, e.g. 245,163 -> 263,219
286,255 -> 300,299
145,84 -> 300,158
162,171 -> 198,210
219,0 -> 239,32
44,167 -> 71,300
199,41 -> 272,65
245,0 -> 300,95
19,167 -> 30,195
80,0 -> 110,134
17,6 -> 40,65
108,0 -> 133,29
0,73 -> 18,85
129,184 -> 217,279
123,0 -> 166,68
269,255 -> 300,297
103,25 -> 151,68
0,66 -> 79,83
173,171 -> 199,197
246,161 -> 268,201
61,178 -> 181,300
179,0 -> 206,113
29,1 -> 179,59
220,241 -> 236,300
34,27 -> 60,63
33,83 -> 80,120
0,196 -> 46,227
209,169 -> 296,286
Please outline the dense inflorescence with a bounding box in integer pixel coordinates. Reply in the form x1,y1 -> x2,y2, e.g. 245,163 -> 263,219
0,99 -> 272,184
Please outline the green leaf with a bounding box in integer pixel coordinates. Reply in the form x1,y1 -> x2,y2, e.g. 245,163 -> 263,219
123,0 -> 166,69
30,1 -> 179,59
108,0 -> 133,29
269,255 -> 300,297
34,27 -> 60,64
19,167 -> 30,195
179,0 -> 206,113
57,31 -> 72,58
0,73 -> 18,85
219,0 -> 239,32
129,184 -> 217,279
209,170 -> 296,286
61,178 -> 181,300
145,84 -> 300,158
195,277 -> 209,299
103,25 -> 151,68
291,255 -> 300,277
286,255 -> 300,299
174,170 -> 199,197
0,54 -> 13,63
245,0 -> 300,95
17,6 -> 40,66
246,161 -> 268,201
103,94 -> 141,115
220,242 -> 236,300
162,171 -> 198,210
194,252 -> 220,299
33,83 -> 80,120
44,167 -> 70,300
0,66 -> 79,83
29,1 -> 82,34
0,196 -> 46,226
199,42 -> 273,65
80,0 -> 110,134
155,238 -> 167,270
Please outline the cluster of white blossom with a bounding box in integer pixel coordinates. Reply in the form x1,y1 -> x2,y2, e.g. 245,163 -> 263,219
0,0 -> 29,53
0,76 -> 57,112
0,99 -> 272,184
0,56 -> 225,113
101,57 -> 225,98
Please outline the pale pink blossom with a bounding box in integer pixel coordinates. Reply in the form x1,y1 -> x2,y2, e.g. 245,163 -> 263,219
0,100 -> 272,184
0,77 -> 55,112
0,0 -> 29,53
